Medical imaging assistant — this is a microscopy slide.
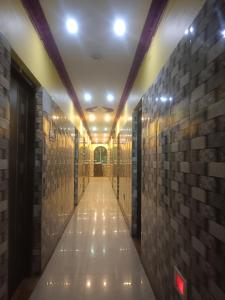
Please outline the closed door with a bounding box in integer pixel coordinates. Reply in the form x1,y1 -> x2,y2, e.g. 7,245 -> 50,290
8,68 -> 35,299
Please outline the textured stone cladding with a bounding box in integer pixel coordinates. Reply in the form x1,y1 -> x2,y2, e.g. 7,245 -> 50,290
131,108 -> 139,236
141,1 -> 225,299
76,134 -> 90,203
83,138 -> 90,190
0,33 -> 10,300
78,136 -> 85,201
118,125 -> 132,228
33,89 -> 75,272
112,135 -> 118,197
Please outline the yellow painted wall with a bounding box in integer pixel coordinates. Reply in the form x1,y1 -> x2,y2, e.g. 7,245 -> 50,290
116,0 -> 204,134
0,0 -> 87,138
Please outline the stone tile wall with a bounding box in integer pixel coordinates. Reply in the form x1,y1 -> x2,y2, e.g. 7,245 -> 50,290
118,126 -> 132,228
78,136 -> 85,201
0,33 -> 10,300
141,1 -> 225,299
131,106 -> 139,237
112,135 -> 118,197
33,89 -> 75,272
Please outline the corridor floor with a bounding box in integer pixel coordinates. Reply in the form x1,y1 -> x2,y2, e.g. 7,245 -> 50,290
30,178 -> 156,300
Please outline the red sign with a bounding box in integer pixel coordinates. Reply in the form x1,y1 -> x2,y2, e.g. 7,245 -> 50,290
174,267 -> 187,299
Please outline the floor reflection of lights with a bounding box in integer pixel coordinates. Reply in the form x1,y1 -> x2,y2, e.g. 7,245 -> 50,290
30,178 -> 156,300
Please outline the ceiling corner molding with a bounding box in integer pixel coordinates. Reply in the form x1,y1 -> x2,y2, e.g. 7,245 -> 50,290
110,0 -> 169,138
20,0 -> 91,137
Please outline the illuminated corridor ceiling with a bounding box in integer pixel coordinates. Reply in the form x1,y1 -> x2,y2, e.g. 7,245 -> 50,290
22,0 -> 168,142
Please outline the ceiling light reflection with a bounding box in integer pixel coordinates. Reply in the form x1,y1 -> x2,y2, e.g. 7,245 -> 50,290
123,281 -> 132,286
86,280 -> 91,288
222,29 -> 225,38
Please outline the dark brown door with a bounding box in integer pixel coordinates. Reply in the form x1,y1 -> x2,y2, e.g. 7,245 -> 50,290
94,164 -> 103,176
8,67 -> 35,299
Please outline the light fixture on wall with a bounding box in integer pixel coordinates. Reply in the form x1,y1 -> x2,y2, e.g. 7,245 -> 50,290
104,114 -> 111,122
104,128 -> 108,131
89,114 -> 96,121
113,18 -> 126,37
92,126 -> 97,132
66,18 -> 78,34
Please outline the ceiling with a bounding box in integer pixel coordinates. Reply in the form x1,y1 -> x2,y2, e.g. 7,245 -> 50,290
39,0 -> 152,143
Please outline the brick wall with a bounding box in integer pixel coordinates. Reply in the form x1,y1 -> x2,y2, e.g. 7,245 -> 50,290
141,1 -> 225,299
0,33 -> 10,300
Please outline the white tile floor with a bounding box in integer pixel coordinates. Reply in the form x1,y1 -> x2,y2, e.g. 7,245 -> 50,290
30,177 -> 156,300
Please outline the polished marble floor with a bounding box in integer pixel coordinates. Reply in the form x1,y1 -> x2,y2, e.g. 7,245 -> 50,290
30,177 -> 156,300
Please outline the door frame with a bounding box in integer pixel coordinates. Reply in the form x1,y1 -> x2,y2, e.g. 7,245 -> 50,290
8,62 -> 36,298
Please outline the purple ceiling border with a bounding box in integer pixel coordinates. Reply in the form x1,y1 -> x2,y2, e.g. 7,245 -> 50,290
21,0 -> 91,137
110,0 -> 168,137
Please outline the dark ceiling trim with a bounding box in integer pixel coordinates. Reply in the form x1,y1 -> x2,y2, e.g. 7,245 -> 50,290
21,0 -> 91,138
110,0 -> 168,138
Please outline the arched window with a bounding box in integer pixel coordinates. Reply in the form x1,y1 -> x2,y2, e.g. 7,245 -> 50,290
94,146 -> 107,164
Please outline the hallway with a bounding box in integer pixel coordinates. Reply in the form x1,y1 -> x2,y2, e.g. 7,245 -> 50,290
1,1 -> 225,299
29,178 -> 156,300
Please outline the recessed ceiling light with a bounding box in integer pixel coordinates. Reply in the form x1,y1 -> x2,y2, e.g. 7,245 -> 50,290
89,114 -> 96,122
113,18 -> 126,37
84,92 -> 92,102
92,126 -> 97,132
107,93 -> 114,102
104,128 -> 108,131
66,18 -> 78,34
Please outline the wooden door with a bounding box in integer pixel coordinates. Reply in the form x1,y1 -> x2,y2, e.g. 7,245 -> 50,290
8,67 -> 35,298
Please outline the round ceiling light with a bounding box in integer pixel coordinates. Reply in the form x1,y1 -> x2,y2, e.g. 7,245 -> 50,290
107,93 -> 115,102
84,92 -> 92,102
66,18 -> 78,34
113,18 -> 126,37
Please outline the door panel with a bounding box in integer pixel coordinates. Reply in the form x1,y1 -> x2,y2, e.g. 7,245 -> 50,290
9,68 -> 35,299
